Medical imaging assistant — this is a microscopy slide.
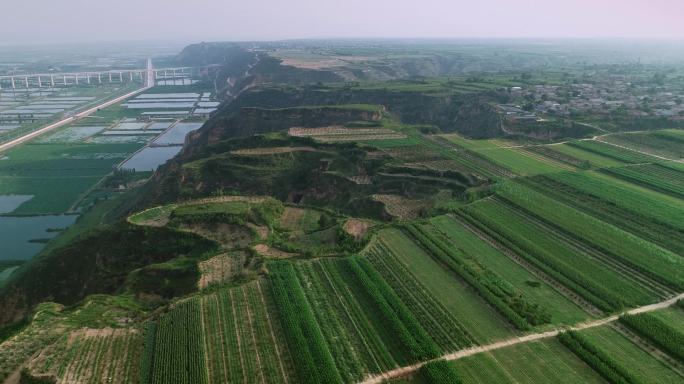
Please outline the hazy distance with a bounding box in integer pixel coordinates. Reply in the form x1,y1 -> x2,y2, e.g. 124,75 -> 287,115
2,0 -> 684,44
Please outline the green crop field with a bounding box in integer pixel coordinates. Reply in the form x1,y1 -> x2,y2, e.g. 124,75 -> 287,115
470,147 -> 567,176
601,130 -> 684,160
5,41 -> 684,384
0,142 -> 142,214
580,325 -> 683,383
547,143 -> 626,168
459,196 -> 657,311
452,339 -> 606,384
567,140 -> 658,163
428,215 -> 590,326
374,229 -> 515,342
601,163 -> 684,199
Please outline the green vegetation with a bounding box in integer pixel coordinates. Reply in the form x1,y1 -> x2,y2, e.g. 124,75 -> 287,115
620,313 -> 684,363
269,261 -> 342,383
415,360 -> 463,384
404,223 -> 548,330
5,41 -> 684,384
601,130 -> 684,159
580,325 -> 684,383
428,215 -> 589,325
458,196 -> 653,311
150,299 -> 207,383
451,339 -> 606,384
558,331 -> 643,384
601,163 -> 684,199
375,228 -> 514,342
497,181 -> 684,292
471,147 -> 567,176
567,140 -> 657,164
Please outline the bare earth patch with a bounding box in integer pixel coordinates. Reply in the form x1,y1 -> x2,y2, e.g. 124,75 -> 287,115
198,253 -> 246,289
288,126 -> 406,142
343,218 -> 372,240
253,244 -> 296,259
230,146 -> 319,156
347,175 -> 373,185
25,327 -> 141,384
178,222 -> 253,249
278,207 -> 306,231
372,194 -> 428,220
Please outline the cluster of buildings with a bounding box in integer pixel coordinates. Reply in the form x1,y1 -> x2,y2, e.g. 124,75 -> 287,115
500,74 -> 684,122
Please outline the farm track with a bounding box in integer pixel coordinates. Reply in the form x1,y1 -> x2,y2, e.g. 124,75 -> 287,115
493,197 -> 679,299
449,214 -> 605,317
610,322 -> 684,378
358,292 -> 684,384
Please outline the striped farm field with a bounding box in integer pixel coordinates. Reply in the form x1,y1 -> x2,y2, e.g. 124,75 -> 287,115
523,171 -> 684,254
601,163 -> 684,199
374,228 -> 515,342
471,147 -> 567,176
496,181 -> 684,293
146,281 -> 293,384
579,325 -> 683,383
458,197 -> 657,312
451,338 -> 606,384
547,143 -> 626,168
25,328 -> 142,383
427,215 -> 590,326
600,130 -> 684,160
567,140 -> 658,164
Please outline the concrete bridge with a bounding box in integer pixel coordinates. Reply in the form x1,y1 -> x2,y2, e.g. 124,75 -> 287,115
0,64 -> 217,90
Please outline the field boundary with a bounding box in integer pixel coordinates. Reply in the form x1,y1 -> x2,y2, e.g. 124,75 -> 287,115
358,292 -> 684,384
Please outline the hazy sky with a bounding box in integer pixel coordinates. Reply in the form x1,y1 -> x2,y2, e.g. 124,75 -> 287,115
3,0 -> 684,43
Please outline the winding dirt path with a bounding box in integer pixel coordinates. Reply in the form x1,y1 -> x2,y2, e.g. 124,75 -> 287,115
358,292 -> 684,384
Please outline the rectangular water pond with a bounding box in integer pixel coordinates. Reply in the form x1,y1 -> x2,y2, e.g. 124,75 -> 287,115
120,146 -> 182,171
136,93 -> 200,99
0,195 -> 33,214
0,214 -> 77,260
37,126 -> 106,143
123,102 -> 196,109
152,122 -> 202,145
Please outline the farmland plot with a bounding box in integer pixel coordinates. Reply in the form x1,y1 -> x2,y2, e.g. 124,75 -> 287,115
580,326 -> 683,384
601,163 -> 684,199
601,130 -> 684,160
428,215 -> 589,325
469,147 -> 567,176
524,171 -> 684,255
376,228 -> 514,342
26,328 -> 142,383
149,281 -> 293,384
459,197 -> 658,311
547,143 -> 625,168
452,339 -> 606,384
497,181 -> 684,293
567,140 -> 658,163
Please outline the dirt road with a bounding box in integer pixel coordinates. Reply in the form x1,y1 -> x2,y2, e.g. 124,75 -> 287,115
359,292 -> 684,384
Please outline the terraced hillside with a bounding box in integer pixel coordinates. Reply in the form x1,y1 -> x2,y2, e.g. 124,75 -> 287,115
2,43 -> 684,384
